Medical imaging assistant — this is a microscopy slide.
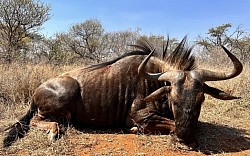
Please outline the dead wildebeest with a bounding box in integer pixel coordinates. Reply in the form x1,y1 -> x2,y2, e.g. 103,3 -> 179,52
3,37 -> 242,149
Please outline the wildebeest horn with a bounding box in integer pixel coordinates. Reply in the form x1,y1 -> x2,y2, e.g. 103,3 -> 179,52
138,48 -> 177,82
144,86 -> 171,102
138,48 -> 163,81
199,46 -> 243,82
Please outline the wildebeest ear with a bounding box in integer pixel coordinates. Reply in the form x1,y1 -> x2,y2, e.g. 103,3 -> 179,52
144,86 -> 171,102
203,83 -> 240,100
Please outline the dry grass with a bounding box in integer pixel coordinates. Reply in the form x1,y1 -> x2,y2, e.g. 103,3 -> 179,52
0,63 -> 249,155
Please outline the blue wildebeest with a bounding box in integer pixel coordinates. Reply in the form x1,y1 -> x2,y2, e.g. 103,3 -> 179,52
3,37 -> 242,149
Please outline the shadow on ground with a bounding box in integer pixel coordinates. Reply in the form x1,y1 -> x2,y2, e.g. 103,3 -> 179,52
196,121 -> 250,155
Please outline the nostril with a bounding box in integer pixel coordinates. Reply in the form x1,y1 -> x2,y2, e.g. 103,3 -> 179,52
174,133 -> 197,148
187,142 -> 198,150
170,135 -> 198,151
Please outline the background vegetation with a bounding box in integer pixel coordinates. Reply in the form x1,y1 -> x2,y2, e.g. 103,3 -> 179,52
1,0 -> 250,66
0,0 -> 249,155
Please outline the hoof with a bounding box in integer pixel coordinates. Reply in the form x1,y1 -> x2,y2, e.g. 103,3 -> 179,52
130,127 -> 138,134
47,122 -> 59,141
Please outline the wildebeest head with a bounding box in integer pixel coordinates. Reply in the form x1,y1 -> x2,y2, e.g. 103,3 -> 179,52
138,38 -> 243,147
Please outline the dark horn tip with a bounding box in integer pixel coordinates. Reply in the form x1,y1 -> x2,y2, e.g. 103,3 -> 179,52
220,45 -> 232,55
138,48 -> 155,76
221,45 -> 243,75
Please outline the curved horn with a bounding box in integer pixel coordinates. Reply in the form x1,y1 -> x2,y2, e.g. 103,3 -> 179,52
138,48 -> 178,82
201,46 -> 243,81
138,48 -> 164,81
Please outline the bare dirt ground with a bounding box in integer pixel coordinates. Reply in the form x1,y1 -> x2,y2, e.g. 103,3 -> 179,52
0,64 -> 249,155
0,123 -> 249,155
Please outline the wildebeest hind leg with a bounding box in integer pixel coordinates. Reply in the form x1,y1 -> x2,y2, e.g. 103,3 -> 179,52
30,115 -> 60,141
32,76 -> 80,140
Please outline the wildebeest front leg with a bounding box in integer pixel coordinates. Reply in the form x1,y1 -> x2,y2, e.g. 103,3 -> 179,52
129,99 -> 175,134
